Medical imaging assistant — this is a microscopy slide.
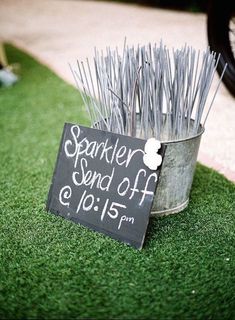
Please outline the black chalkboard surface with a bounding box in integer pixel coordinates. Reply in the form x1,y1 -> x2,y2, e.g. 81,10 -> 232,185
46,123 -> 166,249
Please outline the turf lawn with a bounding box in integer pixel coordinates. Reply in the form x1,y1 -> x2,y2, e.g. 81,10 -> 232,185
0,45 -> 235,319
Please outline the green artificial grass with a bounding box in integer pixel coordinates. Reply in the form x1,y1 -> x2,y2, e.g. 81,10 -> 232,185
0,44 -> 235,319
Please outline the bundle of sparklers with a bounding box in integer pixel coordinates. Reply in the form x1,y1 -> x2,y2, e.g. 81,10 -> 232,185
70,42 -> 226,141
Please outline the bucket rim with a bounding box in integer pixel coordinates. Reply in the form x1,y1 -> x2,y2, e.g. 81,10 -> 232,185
161,125 -> 205,144
93,118 -> 205,144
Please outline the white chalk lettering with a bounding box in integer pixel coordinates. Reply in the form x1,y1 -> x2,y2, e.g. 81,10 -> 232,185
99,138 -> 114,163
86,140 -> 97,158
129,169 -> 146,199
82,194 -> 95,211
117,177 -> 130,196
59,185 -> 72,207
64,125 -> 145,169
72,157 -> 114,191
118,215 -> 134,230
101,198 -> 110,221
64,125 -> 80,157
107,202 -> 126,219
126,148 -> 144,167
139,173 -> 158,205
94,140 -> 105,157
74,137 -> 88,168
115,145 -> 127,166
76,190 -> 87,213
110,138 -> 120,164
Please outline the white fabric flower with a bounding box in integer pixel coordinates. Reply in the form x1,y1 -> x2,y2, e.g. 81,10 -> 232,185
143,138 -> 162,170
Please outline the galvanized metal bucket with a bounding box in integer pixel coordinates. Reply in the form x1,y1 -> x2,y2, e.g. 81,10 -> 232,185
151,124 -> 204,216
94,118 -> 204,216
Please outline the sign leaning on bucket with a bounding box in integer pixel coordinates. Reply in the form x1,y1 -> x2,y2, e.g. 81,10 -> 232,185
46,123 -> 166,249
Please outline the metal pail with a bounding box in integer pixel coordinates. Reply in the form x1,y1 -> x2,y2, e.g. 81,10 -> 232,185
93,118 -> 204,216
151,125 -> 204,216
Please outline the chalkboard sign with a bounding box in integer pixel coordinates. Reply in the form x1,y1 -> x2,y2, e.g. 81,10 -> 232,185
46,123 -> 166,249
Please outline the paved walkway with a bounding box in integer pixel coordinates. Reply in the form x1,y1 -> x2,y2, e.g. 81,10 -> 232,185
1,0 -> 234,181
